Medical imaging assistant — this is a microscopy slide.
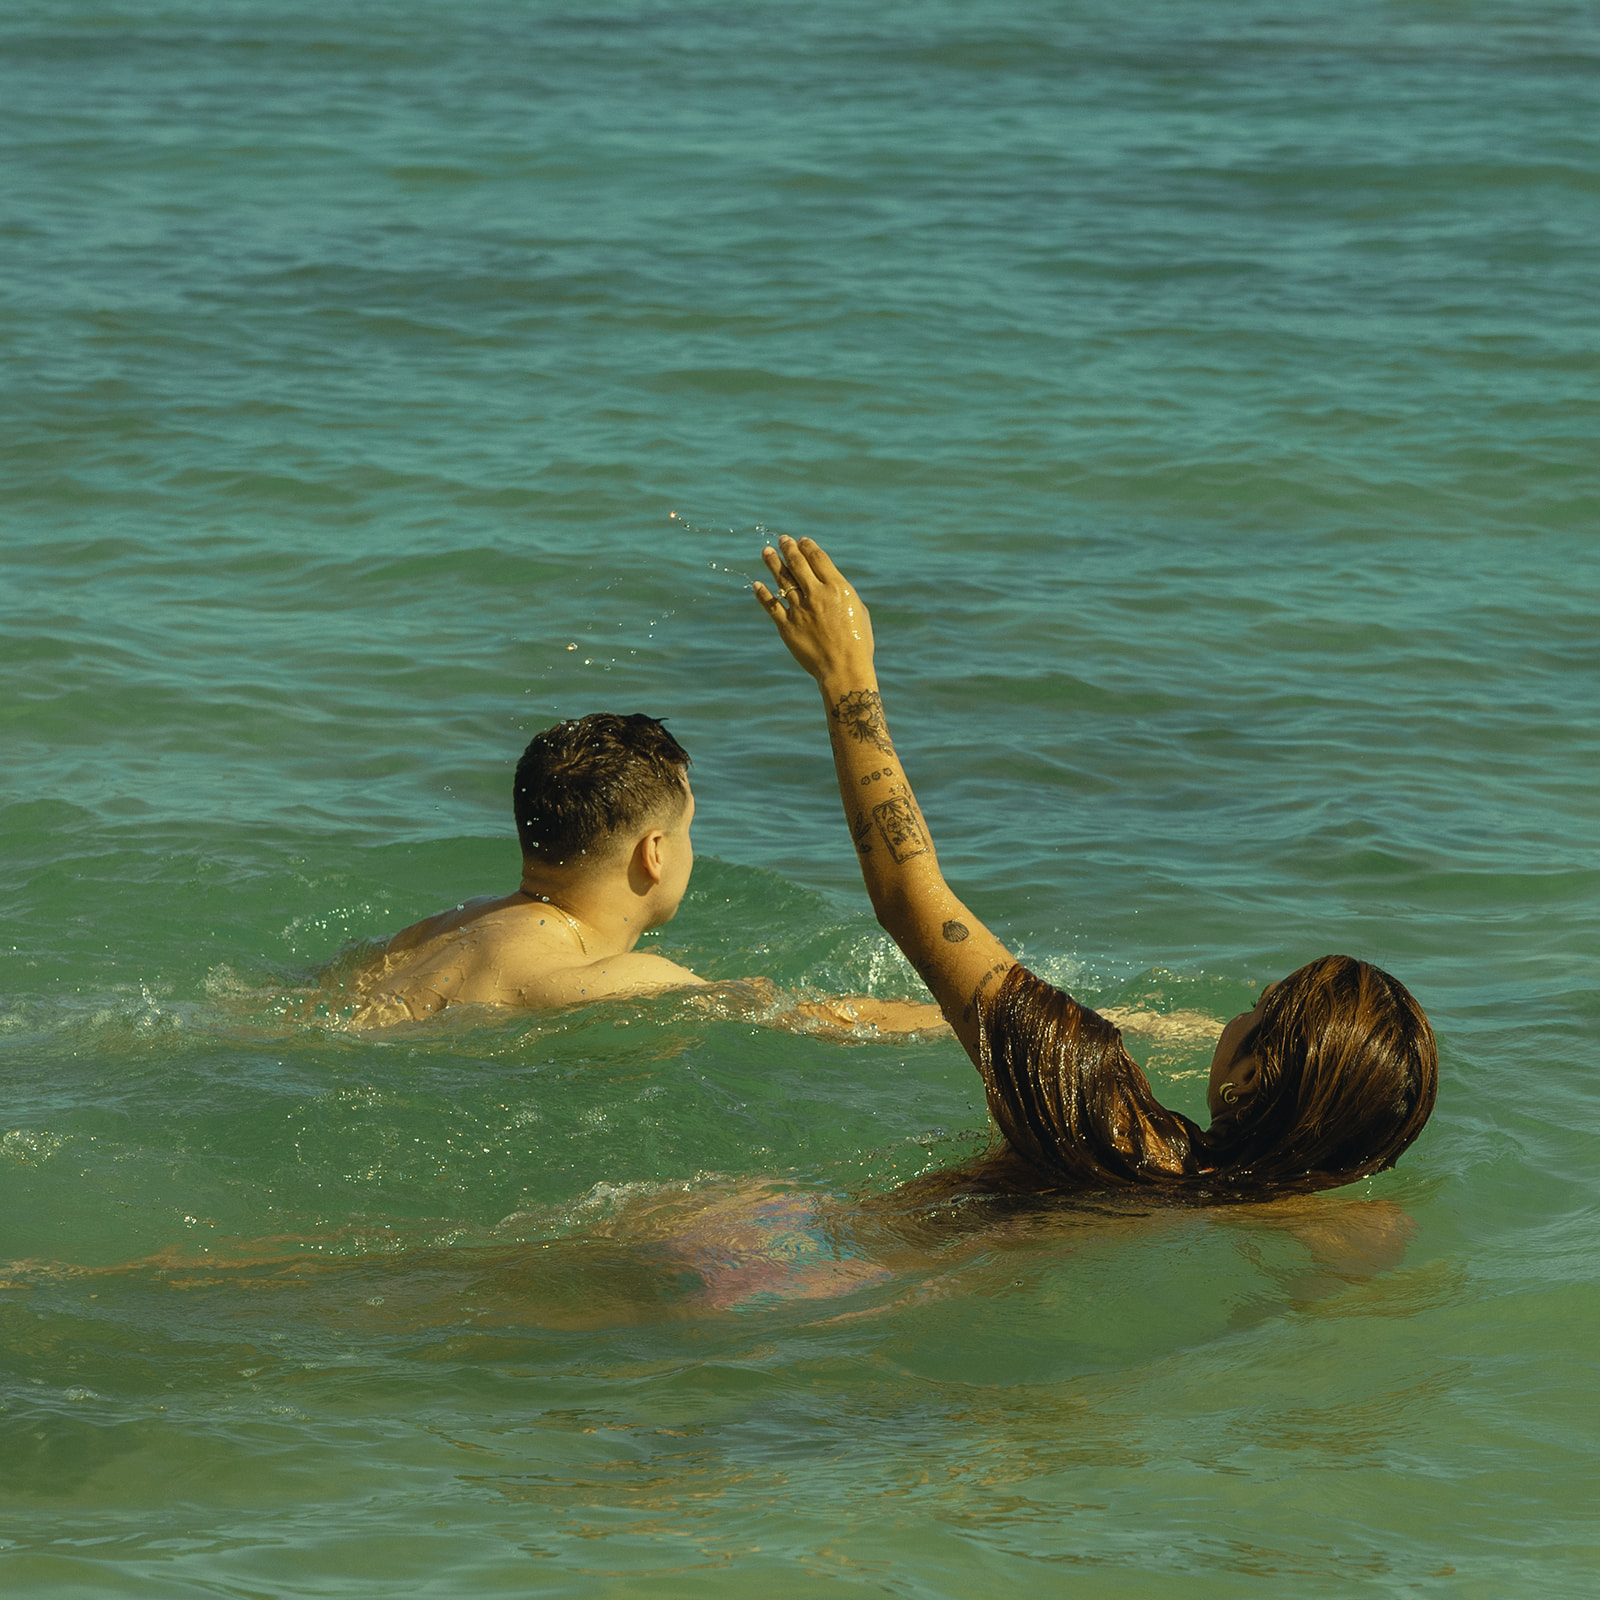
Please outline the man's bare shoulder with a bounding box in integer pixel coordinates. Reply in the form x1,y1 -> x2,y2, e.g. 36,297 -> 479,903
348,903 -> 705,1025
380,893 -> 518,956
506,949 -> 707,1009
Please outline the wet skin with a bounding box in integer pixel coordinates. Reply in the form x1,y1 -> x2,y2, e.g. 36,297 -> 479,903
1207,981 -> 1278,1119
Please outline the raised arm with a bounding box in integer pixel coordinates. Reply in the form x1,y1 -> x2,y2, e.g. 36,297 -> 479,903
754,535 -> 1016,1063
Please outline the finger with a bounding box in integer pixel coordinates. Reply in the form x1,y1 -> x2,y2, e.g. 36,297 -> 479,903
761,545 -> 803,606
751,580 -> 788,623
777,533 -> 819,592
761,544 -> 791,588
796,536 -> 845,586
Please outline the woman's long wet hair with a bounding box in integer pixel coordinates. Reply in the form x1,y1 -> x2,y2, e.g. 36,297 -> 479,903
1206,953 -> 1437,1192
937,952 -> 1438,1205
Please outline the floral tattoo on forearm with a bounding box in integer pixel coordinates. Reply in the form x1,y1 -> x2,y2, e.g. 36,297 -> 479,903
831,689 -> 894,755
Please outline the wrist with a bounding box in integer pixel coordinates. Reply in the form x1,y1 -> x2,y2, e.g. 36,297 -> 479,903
817,666 -> 879,700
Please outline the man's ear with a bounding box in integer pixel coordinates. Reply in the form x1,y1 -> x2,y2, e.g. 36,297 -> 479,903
633,828 -> 667,888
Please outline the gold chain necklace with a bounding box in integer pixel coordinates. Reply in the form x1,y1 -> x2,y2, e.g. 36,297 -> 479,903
518,889 -> 589,956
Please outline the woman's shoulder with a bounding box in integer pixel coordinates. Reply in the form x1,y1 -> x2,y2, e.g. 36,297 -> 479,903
981,962 -> 1212,1190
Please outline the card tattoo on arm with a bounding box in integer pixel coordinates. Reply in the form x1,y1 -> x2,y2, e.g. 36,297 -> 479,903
871,795 -> 928,863
832,689 -> 894,756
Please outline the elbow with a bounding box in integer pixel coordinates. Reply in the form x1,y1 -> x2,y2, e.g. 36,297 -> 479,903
869,883 -> 916,939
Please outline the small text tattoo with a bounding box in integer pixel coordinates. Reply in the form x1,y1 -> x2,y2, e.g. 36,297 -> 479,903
942,920 -> 970,943
872,795 -> 928,863
962,960 -> 1012,1025
833,689 -> 893,755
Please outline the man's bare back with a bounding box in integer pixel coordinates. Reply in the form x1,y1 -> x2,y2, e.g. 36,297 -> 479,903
350,888 -> 704,1025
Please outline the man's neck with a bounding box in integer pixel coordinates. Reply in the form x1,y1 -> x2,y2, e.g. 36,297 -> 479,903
516,870 -> 651,959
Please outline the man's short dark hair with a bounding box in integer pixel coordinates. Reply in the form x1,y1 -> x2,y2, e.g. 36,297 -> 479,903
513,713 -> 690,868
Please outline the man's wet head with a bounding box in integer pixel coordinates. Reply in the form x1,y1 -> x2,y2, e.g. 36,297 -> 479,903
514,713 -> 694,927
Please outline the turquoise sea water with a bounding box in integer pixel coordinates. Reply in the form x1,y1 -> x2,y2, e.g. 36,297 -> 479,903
3,1 -> 1598,1594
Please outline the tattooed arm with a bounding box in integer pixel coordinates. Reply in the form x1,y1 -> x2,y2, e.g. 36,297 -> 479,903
754,534 -> 1016,1063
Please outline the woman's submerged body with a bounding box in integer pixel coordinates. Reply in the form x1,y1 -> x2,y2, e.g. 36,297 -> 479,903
18,1165 -> 1417,1330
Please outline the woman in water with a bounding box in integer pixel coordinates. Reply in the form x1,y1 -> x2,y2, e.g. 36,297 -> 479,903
755,535 -> 1436,1200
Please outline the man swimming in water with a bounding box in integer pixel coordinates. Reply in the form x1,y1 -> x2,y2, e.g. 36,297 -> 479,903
350,711 -> 943,1032
351,714 -> 702,1021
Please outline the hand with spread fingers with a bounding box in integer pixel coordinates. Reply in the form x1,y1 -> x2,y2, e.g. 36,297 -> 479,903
753,533 -> 1019,1066
753,534 -> 877,690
